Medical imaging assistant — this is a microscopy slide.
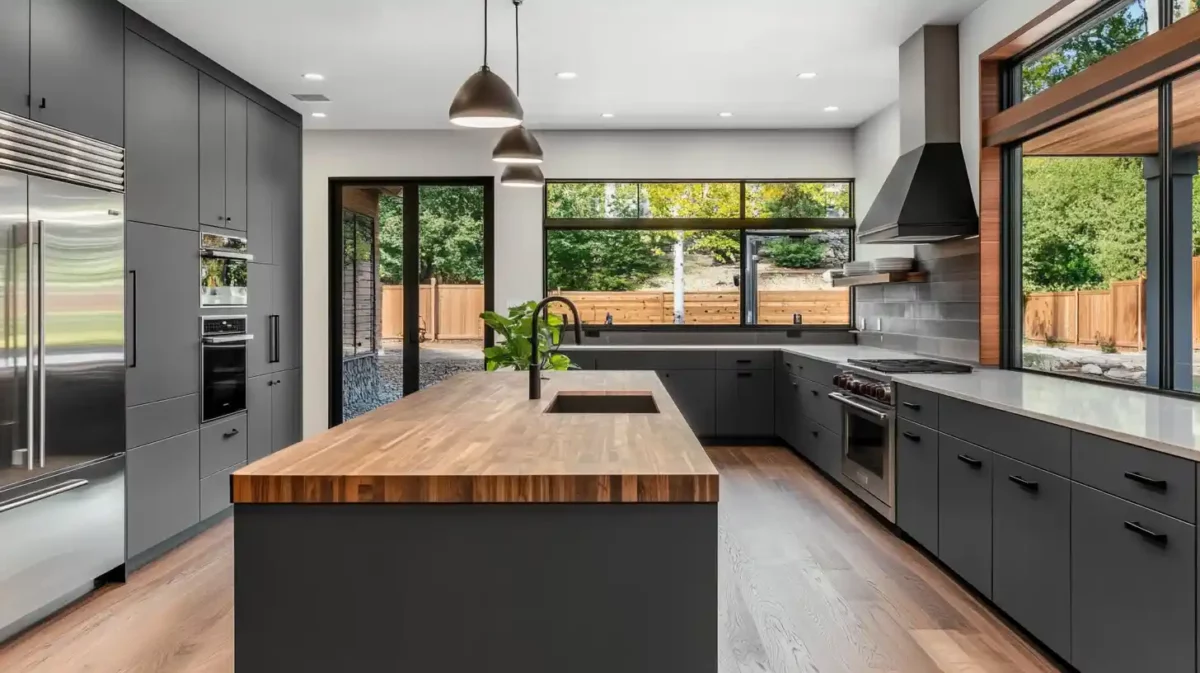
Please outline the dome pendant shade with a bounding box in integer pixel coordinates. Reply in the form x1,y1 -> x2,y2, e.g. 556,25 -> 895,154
449,66 -> 524,128
500,164 -> 545,187
492,125 -> 543,164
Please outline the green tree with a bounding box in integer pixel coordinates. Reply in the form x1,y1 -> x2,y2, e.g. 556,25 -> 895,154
546,229 -> 671,291
377,187 -> 485,285
1022,1 -> 1147,99
762,237 -> 827,269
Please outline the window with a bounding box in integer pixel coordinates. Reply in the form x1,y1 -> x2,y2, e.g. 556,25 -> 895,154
544,181 -> 853,327
1176,0 -> 1200,21
342,209 -> 376,356
1019,0 -> 1150,100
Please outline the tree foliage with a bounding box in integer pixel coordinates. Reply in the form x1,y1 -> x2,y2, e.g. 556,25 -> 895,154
1021,1 -> 1147,99
377,187 -> 485,285
762,237 -> 828,269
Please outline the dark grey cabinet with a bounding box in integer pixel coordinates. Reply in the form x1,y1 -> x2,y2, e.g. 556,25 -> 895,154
939,395 -> 1070,477
1071,483 -> 1196,673
896,420 -> 938,554
247,369 -> 302,461
1072,430 -> 1196,523
29,0 -> 124,145
247,373 -> 273,462
126,221 -> 199,407
657,370 -> 715,437
271,369 -> 302,453
992,454 -> 1071,660
246,262 -> 275,377
774,365 -> 800,449
200,74 -> 249,230
272,119 -> 301,273
225,90 -> 248,232
0,0 -> 29,119
200,413 -> 248,478
199,74 -> 226,228
801,416 -> 841,477
247,103 -> 276,265
125,31 -> 199,231
937,435 -> 992,597
126,431 -> 200,558
715,369 -> 773,437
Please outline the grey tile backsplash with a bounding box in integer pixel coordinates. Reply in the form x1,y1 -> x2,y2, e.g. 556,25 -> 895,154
855,237 -> 980,362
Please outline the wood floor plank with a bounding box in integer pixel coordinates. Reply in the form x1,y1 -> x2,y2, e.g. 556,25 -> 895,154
0,445 -> 1063,673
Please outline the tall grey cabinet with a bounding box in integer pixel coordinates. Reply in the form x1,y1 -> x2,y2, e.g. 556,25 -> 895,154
120,16 -> 303,566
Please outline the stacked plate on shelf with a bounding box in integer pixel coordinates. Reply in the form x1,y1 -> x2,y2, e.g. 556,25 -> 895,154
870,257 -> 914,273
843,261 -> 874,276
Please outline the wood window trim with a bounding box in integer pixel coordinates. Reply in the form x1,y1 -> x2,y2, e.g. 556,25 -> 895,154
976,0 -> 1110,365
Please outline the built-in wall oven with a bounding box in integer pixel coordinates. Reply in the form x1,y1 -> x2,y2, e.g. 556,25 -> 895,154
829,374 -> 895,521
200,232 -> 251,307
201,316 -> 251,423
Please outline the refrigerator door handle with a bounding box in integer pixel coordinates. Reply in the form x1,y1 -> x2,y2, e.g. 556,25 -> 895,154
0,479 -> 88,514
24,219 -> 32,471
37,219 -> 45,468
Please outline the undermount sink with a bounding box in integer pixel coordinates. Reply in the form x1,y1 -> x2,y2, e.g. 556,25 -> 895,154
544,392 -> 660,414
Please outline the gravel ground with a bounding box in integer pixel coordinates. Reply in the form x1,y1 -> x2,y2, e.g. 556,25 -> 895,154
343,350 -> 485,420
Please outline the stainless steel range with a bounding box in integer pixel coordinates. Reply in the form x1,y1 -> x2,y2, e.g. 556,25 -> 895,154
830,358 -> 972,521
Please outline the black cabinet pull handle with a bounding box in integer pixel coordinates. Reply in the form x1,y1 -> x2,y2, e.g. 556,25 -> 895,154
1008,475 -> 1039,491
223,428 -> 240,439
267,380 -> 274,387
902,431 -> 921,441
1124,520 -> 1168,544
128,270 -> 136,368
902,402 -> 921,410
38,98 -> 46,109
269,314 -> 281,363
811,430 -> 819,438
737,372 -> 752,378
736,359 -> 752,364
791,381 -> 798,388
1124,471 -> 1167,489
956,454 -> 982,468
810,389 -> 818,396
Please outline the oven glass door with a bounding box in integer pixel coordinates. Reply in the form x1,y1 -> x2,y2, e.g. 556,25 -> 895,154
201,256 -> 248,307
840,400 -> 893,504
202,343 -> 247,422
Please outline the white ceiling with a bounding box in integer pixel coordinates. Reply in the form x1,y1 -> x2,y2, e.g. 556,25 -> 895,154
122,0 -> 989,131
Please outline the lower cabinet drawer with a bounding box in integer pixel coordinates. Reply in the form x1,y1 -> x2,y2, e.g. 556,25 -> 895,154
799,378 -> 840,433
992,454 -> 1071,660
126,431 -> 200,558
937,435 -> 992,598
1071,483 -> 1196,673
800,416 -> 841,478
895,420 -> 938,555
200,413 -> 248,478
200,461 -> 245,520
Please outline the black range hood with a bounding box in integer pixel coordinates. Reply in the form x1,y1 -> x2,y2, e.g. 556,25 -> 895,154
859,25 -> 979,244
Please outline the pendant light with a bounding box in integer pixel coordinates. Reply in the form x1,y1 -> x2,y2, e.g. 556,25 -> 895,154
493,0 -> 543,164
449,0 -> 523,128
500,164 -> 545,187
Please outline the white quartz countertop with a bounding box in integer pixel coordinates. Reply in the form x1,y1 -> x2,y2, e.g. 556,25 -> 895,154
561,343 -> 1200,461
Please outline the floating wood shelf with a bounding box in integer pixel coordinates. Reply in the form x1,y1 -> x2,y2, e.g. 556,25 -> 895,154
832,271 -> 928,288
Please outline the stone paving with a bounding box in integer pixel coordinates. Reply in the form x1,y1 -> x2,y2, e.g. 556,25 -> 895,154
342,346 -> 484,420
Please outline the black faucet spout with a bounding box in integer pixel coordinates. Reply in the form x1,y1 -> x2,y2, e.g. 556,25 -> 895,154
529,296 -> 583,400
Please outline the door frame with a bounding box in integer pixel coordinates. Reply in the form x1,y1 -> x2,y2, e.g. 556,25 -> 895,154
327,176 -> 495,428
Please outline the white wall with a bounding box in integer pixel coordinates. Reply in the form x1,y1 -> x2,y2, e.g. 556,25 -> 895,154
302,128 -> 854,436
958,0 -> 1062,205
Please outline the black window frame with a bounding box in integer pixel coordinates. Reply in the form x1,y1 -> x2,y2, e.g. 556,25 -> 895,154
542,178 -> 856,331
999,0 -> 1200,397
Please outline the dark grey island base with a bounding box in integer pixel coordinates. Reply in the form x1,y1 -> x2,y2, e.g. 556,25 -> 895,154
234,502 -> 717,673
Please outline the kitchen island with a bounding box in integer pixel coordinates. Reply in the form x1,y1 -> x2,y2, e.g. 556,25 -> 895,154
231,371 -> 718,673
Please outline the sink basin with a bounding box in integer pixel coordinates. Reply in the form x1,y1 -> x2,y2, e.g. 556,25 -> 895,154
544,392 -> 659,414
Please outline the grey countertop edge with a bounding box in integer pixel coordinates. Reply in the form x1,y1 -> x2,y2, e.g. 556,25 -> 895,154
560,343 -> 1200,462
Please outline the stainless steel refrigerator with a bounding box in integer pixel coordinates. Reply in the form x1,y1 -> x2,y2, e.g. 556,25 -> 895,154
0,112 -> 126,640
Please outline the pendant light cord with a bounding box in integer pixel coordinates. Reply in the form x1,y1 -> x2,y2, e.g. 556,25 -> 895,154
483,0 -> 488,67
514,0 -> 521,95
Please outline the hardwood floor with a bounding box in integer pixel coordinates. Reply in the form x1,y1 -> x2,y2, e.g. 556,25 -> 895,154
0,446 -> 1062,672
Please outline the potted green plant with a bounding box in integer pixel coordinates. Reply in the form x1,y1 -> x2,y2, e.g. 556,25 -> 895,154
480,301 -> 574,371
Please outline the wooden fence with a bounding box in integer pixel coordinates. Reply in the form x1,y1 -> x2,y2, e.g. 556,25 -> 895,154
1024,281 -> 1145,349
380,285 -> 850,339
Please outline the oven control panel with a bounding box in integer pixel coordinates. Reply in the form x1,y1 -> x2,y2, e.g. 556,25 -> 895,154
832,372 -> 893,404
201,316 -> 248,337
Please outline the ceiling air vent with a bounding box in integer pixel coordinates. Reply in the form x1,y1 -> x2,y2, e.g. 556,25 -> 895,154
292,94 -> 330,102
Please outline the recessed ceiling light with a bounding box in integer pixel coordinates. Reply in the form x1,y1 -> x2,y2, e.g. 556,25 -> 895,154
601,112 -> 614,118
823,106 -> 839,112
302,73 -> 325,81
311,112 -> 327,118
556,72 -> 578,80
719,112 -> 733,117
797,72 -> 817,80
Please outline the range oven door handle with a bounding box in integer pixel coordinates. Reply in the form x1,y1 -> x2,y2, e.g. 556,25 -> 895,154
202,334 -> 254,344
200,249 -> 255,261
828,392 -> 890,421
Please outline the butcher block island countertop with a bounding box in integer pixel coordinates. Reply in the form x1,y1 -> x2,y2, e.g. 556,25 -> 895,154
231,370 -> 719,504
